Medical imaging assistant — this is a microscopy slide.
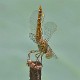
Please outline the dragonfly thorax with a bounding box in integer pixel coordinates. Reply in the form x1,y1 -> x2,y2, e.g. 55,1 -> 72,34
38,39 -> 48,53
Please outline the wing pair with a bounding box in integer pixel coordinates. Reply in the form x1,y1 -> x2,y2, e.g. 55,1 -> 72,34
29,10 -> 57,59
29,10 -> 57,43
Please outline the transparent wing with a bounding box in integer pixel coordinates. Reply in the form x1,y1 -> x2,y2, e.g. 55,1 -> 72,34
43,22 -> 57,41
30,10 -> 38,34
29,33 -> 37,43
29,10 -> 44,42
45,45 -> 57,59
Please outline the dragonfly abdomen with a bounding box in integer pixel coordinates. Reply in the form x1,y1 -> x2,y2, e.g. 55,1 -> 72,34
36,6 -> 43,43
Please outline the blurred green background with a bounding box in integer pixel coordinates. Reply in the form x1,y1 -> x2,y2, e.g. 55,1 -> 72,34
0,0 -> 80,80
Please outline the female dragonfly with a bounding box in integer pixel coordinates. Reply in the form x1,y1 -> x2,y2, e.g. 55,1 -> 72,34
28,6 -> 57,62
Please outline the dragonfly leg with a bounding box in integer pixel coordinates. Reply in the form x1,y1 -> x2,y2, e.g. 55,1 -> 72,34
28,50 -> 44,64
28,50 -> 39,60
41,53 -> 44,64
35,53 -> 41,61
35,52 -> 44,64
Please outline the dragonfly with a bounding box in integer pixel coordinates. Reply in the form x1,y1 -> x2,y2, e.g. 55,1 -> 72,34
28,6 -> 57,62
